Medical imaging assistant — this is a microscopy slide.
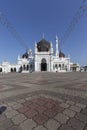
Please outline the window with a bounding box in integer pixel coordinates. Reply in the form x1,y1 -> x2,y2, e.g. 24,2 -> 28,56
0,68 -> 2,72
55,64 -> 58,69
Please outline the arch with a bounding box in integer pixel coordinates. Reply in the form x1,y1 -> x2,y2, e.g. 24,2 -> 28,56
65,65 -> 67,71
19,66 -> 22,73
59,64 -> 61,70
27,65 -> 29,70
11,68 -> 13,72
53,64 -> 55,70
14,68 -> 16,72
55,64 -> 58,69
41,58 -> 46,63
41,58 -> 47,71
0,68 -> 2,72
62,64 -> 65,70
23,65 -> 26,70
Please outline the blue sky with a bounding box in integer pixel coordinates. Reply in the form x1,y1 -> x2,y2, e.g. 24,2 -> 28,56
0,0 -> 87,66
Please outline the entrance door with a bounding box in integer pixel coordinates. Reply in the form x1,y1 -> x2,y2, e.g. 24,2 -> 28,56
41,58 -> 47,71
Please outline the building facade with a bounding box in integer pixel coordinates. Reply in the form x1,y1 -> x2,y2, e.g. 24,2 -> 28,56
0,36 -> 80,73
34,36 -> 71,72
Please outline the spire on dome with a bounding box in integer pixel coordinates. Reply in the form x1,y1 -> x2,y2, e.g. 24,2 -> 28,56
42,33 -> 45,39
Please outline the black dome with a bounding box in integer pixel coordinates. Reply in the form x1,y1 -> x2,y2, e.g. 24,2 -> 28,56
37,39 -> 50,52
59,51 -> 65,58
22,52 -> 28,58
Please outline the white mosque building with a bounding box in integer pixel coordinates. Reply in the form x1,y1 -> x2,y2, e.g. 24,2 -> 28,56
0,36 -> 80,73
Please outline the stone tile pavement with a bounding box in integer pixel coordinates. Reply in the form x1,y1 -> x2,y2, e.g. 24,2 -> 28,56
0,72 -> 87,130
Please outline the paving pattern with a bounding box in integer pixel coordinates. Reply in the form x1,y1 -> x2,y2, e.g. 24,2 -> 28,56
0,72 -> 87,130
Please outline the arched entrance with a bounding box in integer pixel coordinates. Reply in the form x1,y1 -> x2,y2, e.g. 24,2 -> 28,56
41,58 -> 47,71
11,68 -> 13,72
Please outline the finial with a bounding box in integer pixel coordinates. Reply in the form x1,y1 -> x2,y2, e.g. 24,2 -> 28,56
42,33 -> 44,39
68,54 -> 70,58
51,41 -> 53,47
18,55 -> 20,59
56,35 -> 58,40
35,41 -> 37,45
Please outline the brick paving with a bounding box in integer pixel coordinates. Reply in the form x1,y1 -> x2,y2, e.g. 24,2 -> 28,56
18,97 -> 62,125
68,118 -> 85,130
0,85 -> 4,91
0,72 -> 87,130
44,118 -> 60,130
54,113 -> 69,124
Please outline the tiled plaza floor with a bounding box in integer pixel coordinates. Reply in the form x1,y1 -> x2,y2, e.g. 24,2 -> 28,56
0,72 -> 87,130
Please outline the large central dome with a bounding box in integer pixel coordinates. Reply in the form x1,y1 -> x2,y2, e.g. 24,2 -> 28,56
37,38 -> 50,52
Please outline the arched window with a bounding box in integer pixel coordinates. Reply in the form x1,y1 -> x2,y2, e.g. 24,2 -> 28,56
55,64 -> 58,69
19,66 -> 22,72
27,65 -> 29,70
11,68 -> 13,72
65,65 -> 67,71
23,65 -> 26,70
59,64 -> 61,70
14,68 -> 16,72
53,64 -> 55,70
0,68 -> 2,72
62,64 -> 65,70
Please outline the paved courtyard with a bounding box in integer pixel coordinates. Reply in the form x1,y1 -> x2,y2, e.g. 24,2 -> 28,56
0,72 -> 87,130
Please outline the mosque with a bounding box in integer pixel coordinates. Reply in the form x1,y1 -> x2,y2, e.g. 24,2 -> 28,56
0,36 -> 80,73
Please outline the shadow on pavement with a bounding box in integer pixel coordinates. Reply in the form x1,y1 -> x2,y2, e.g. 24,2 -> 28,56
0,106 -> 7,114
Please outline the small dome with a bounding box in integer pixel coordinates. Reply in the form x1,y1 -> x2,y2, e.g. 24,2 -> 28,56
22,52 -> 28,59
59,50 -> 65,58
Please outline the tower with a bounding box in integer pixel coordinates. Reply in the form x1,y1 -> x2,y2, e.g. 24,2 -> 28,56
56,35 -> 59,57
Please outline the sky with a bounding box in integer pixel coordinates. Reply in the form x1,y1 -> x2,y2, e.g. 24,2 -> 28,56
0,0 -> 87,66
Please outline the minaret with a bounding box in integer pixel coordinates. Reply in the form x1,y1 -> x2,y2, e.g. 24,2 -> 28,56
50,41 -> 53,53
35,41 -> 37,53
56,35 -> 59,57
